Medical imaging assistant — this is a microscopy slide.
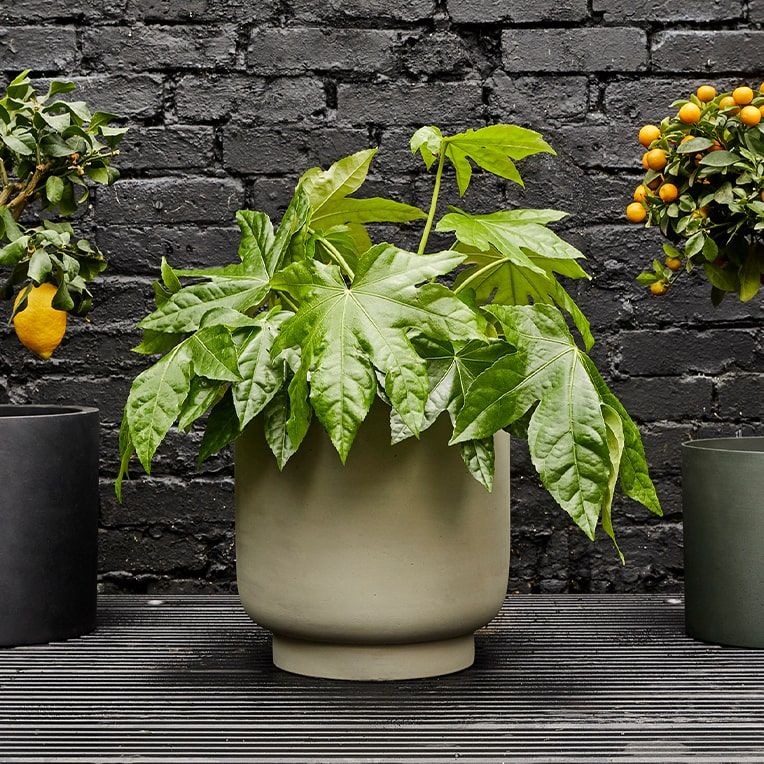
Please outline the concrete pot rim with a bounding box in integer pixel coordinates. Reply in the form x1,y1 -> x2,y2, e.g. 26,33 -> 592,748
682,436 -> 764,455
0,405 -> 98,421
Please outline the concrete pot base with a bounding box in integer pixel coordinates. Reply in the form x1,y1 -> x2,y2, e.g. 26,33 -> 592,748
272,634 -> 475,681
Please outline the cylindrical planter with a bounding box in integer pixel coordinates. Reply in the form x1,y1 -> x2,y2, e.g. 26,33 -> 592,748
682,437 -> 764,647
0,406 -> 100,647
235,405 -> 510,680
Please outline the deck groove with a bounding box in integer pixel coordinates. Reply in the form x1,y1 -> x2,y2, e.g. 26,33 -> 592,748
1,594 -> 763,762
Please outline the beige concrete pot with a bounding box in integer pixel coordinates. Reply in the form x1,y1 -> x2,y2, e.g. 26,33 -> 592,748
235,404 -> 510,680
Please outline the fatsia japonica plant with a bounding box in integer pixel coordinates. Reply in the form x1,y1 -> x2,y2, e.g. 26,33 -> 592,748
117,124 -> 661,555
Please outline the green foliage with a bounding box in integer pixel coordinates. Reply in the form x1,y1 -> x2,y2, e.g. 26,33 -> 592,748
0,71 -> 126,317
118,125 -> 661,554
630,84 -> 764,302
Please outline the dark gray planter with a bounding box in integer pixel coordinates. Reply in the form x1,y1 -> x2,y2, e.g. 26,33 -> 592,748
682,437 -> 764,648
0,406 -> 100,647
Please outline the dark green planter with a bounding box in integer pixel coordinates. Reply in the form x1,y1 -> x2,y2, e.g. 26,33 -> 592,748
682,437 -> 764,647
0,406 -> 100,647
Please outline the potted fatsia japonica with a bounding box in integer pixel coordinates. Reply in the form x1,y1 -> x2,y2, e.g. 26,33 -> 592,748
118,124 -> 661,680
0,71 -> 126,647
626,82 -> 764,648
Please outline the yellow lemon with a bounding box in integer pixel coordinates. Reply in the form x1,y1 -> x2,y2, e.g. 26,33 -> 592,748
13,283 -> 68,360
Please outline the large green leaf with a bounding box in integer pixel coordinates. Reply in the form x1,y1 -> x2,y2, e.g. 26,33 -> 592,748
232,308 -> 293,429
124,326 -> 240,472
452,304 -> 617,539
271,244 -> 485,461
427,125 -> 556,195
311,197 -> 426,230
438,208 -> 594,350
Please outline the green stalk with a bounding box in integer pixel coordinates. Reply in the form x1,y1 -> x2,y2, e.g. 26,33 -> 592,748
417,148 -> 446,255
317,235 -> 355,280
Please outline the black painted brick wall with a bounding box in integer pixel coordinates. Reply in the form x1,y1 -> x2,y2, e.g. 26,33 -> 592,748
1,1 -> 762,594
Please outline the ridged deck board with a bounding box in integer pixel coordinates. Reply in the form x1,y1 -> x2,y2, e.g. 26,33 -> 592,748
1,594 -> 762,762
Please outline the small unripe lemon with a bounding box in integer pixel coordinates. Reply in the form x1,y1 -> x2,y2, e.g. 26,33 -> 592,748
646,148 -> 668,171
740,105 -> 762,126
626,202 -> 647,223
638,124 -> 661,147
650,281 -> 668,296
665,257 -> 682,272
659,183 -> 679,203
733,86 -> 754,105
696,85 -> 716,102
678,102 -> 701,124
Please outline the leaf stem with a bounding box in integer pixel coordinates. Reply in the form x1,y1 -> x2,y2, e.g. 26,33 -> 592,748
417,147 -> 446,255
279,292 -> 299,312
317,235 -> 355,280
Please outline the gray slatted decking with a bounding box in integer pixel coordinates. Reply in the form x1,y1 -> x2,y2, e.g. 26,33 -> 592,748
1,595 -> 763,763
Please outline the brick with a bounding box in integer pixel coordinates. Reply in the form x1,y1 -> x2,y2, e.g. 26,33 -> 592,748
96,177 -> 245,224
715,374 -> 764,420
337,81 -> 484,125
248,28 -> 397,74
32,74 -> 164,120
223,126 -> 371,174
127,0 -> 279,22
618,329 -> 758,376
0,26 -> 78,71
550,122 -> 635,169
449,0 -> 588,23
82,24 -> 237,71
751,0 -> 764,21
0,0 -> 125,23
117,126 -> 217,171
97,225 -> 240,274
502,28 -> 647,73
290,0 -> 436,22
29,375 -> 132,425
175,75 -> 326,123
593,0 -> 742,22
610,376 -> 714,422
652,31 -> 764,73
102,478 -> 233,527
399,32 -> 480,76
489,73 -> 589,126
602,77 -> 740,125
99,527 -> 210,573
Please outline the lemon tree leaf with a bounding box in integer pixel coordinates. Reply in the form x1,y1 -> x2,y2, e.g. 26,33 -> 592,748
272,244 -> 485,461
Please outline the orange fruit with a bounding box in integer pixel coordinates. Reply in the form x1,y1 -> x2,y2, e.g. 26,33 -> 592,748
733,86 -> 754,105
626,202 -> 647,223
646,148 -> 668,171
709,140 -> 723,151
696,85 -> 716,102
633,184 -> 648,202
760,105 -> 764,118
665,257 -> 682,271
638,124 -> 661,147
641,151 -> 650,170
740,105 -> 762,126
692,206 -> 709,219
719,95 -> 739,112
760,82 -> 764,93
659,183 -> 679,202
650,281 -> 668,296
681,134 -> 695,143
678,102 -> 701,124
